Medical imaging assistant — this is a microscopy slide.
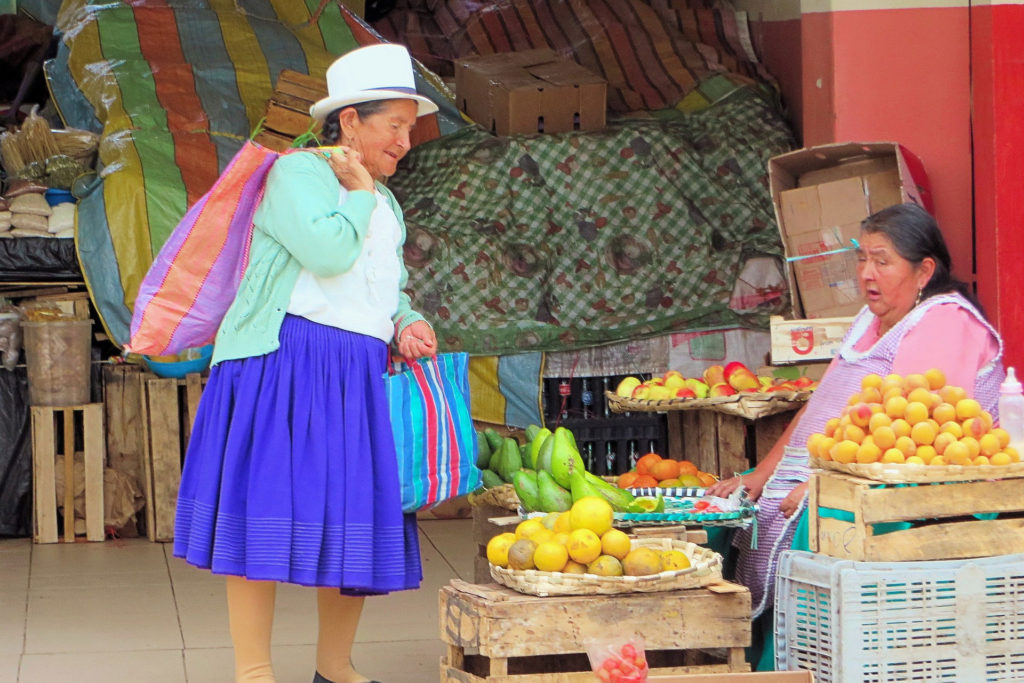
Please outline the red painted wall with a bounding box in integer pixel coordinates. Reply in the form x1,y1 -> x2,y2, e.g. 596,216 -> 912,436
971,3 -> 1024,372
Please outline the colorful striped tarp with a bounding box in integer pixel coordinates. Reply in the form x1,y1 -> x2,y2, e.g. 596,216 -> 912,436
374,0 -> 772,113
47,0 -> 463,347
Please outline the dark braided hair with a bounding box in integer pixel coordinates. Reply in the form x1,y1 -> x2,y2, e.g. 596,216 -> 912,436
860,202 -> 985,316
318,101 -> 390,145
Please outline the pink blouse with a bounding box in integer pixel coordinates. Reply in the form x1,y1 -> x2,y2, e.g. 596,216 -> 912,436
852,302 -> 1000,396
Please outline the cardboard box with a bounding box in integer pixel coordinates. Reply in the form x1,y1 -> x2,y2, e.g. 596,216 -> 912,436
455,48 -> 606,136
649,671 -> 814,682
769,315 -> 855,364
769,142 -> 930,318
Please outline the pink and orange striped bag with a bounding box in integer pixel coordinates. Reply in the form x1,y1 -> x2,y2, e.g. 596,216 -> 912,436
126,141 -> 283,356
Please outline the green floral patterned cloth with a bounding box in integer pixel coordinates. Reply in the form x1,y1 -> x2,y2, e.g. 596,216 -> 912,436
389,87 -> 796,355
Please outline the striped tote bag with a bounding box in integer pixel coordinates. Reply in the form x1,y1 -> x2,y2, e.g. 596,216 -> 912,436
386,352 -> 481,513
126,140 -> 283,356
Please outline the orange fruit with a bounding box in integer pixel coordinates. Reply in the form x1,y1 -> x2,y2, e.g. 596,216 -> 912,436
632,474 -> 658,488
696,471 -> 718,486
635,453 -> 663,476
566,528 -> 602,564
677,461 -> 699,477
956,398 -> 982,420
924,368 -> 946,390
617,472 -> 640,489
649,459 -> 681,482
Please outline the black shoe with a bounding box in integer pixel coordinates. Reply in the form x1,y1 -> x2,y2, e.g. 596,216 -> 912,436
312,673 -> 381,683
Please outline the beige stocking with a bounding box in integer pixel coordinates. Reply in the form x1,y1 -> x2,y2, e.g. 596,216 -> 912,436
225,575 -> 277,682
316,589 -> 367,683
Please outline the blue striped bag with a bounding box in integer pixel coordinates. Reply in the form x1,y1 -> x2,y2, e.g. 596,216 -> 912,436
385,352 -> 481,513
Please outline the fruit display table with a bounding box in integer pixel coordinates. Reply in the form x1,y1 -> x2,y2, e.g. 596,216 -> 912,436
440,579 -> 751,682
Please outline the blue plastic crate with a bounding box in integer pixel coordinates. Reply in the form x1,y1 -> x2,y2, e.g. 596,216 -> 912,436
775,550 -> 1024,682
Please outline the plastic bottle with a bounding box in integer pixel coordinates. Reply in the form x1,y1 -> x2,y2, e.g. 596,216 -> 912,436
998,367 -> 1024,453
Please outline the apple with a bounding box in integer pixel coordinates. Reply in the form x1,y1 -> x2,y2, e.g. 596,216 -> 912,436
664,373 -> 687,391
792,376 -> 816,389
616,376 -> 642,397
646,385 -> 675,400
709,382 -> 737,397
674,387 -> 697,399
724,361 -> 760,392
631,384 -> 650,399
703,364 -> 725,387
683,378 -> 710,398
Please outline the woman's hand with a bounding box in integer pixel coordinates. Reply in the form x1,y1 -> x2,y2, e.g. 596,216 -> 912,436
324,146 -> 374,193
779,481 -> 809,518
706,469 -> 768,502
397,320 -> 437,360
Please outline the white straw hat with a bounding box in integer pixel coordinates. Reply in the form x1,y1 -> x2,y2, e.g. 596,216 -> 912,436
310,44 -> 439,122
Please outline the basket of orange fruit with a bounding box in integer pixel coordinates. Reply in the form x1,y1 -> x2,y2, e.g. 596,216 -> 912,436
487,496 -> 723,596
808,369 -> 1024,484
612,453 -> 757,528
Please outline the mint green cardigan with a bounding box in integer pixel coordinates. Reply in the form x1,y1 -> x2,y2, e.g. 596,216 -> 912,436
211,151 -> 425,365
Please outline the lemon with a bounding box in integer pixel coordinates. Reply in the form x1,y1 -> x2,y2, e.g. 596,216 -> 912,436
553,511 -> 573,533
515,518 -> 546,540
529,528 -> 555,544
660,549 -> 691,571
486,532 -> 517,567
533,541 -> 569,572
600,528 -> 632,560
566,528 -> 602,564
569,496 -> 614,536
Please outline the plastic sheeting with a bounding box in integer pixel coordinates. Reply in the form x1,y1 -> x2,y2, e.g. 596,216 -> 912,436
0,236 -> 80,281
0,367 -> 31,537
45,0 -> 463,347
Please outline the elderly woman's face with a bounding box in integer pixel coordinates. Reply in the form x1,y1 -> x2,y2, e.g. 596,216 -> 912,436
346,99 -> 418,180
856,231 -> 933,331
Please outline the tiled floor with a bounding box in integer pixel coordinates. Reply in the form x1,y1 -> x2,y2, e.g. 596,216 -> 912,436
0,518 -> 474,683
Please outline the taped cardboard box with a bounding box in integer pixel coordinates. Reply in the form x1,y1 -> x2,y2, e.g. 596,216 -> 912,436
770,315 -> 855,364
455,48 -> 606,136
769,142 -> 930,319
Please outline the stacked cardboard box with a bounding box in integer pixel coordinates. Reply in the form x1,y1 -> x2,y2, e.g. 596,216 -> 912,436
768,142 -> 930,320
455,48 -> 606,136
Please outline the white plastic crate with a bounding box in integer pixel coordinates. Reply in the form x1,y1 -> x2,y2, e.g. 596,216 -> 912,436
775,550 -> 1024,682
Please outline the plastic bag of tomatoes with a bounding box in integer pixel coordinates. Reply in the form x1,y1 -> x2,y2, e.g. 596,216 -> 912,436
585,634 -> 648,682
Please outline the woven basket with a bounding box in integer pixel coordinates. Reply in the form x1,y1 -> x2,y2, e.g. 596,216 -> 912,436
604,390 -> 810,420
812,456 -> 1024,484
468,483 -> 520,510
489,538 -> 722,596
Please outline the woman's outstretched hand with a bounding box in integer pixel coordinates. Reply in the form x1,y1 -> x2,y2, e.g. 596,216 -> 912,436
397,320 -> 436,360
706,470 -> 768,502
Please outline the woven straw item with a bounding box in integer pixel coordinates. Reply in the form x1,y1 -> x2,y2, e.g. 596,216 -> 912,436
468,483 -> 521,510
604,390 -> 809,420
812,456 -> 1024,484
489,538 -> 722,597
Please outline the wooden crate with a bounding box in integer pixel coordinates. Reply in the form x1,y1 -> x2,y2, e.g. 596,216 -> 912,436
808,470 -> 1024,562
473,513 -> 708,583
31,404 -> 105,543
666,410 -> 794,479
440,579 -> 751,682
141,372 -> 206,542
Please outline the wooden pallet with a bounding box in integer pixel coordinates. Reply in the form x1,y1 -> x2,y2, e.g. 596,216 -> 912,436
440,579 -> 750,682
255,67 -> 442,152
808,470 -> 1024,562
31,404 -> 105,543
141,372 -> 206,542
666,410 -> 794,479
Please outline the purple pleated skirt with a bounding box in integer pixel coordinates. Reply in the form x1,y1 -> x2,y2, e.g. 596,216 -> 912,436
173,315 -> 422,594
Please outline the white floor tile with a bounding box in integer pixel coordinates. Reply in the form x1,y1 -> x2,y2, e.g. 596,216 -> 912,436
0,538 -> 31,594
18,650 -> 187,683
0,656 -> 17,683
29,538 -> 170,590
0,592 -> 26,656
25,583 -> 182,653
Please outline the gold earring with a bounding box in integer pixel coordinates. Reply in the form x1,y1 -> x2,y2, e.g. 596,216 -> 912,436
915,289 -> 922,307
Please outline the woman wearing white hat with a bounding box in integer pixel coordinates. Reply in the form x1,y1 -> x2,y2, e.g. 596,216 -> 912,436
173,43 -> 438,683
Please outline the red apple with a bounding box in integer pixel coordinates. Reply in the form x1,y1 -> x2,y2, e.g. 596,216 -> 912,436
674,387 -> 697,399
709,382 -> 737,397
